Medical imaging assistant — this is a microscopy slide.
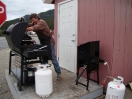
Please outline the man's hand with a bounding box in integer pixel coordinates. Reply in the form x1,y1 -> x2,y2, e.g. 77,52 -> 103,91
26,27 -> 34,31
50,30 -> 54,35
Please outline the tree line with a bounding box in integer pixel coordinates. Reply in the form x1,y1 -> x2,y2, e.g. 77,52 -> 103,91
0,9 -> 54,36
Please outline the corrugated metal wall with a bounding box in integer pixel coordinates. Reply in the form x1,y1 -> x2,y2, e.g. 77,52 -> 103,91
54,0 -> 132,86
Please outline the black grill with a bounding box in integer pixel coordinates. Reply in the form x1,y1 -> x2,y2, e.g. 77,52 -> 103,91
3,22 -> 49,91
76,41 -> 100,90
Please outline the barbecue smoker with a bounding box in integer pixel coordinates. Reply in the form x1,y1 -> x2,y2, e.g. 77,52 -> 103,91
76,41 -> 100,90
3,22 -> 49,91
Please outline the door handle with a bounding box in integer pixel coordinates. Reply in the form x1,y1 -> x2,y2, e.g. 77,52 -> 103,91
71,40 -> 75,42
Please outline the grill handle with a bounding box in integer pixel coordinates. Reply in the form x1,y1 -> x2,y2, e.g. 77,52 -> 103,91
39,45 -> 47,50
2,30 -> 10,35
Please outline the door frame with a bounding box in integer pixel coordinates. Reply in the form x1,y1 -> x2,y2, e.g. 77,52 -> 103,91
57,0 -> 78,73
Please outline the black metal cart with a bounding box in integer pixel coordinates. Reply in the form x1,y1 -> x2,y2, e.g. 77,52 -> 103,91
76,41 -> 100,90
3,22 -> 49,91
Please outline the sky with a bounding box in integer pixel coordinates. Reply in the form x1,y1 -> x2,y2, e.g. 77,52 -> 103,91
1,0 -> 54,21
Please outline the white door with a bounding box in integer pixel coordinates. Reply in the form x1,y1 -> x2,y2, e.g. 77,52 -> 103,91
58,0 -> 77,73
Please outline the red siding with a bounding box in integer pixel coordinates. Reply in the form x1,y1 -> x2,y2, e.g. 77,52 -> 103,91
112,0 -> 132,84
129,0 -> 132,83
78,0 -> 132,85
112,0 -> 121,79
119,0 -> 126,82
54,0 -> 132,88
78,0 -> 115,86
54,0 -> 65,54
123,0 -> 131,83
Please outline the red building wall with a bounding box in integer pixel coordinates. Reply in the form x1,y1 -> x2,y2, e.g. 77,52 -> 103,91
54,0 -> 132,87
54,0 -> 64,55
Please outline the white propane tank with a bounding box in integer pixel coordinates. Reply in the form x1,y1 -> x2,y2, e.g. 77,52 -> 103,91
35,64 -> 53,97
105,76 -> 126,99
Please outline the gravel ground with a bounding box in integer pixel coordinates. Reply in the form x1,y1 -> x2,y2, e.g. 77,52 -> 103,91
0,49 -> 13,99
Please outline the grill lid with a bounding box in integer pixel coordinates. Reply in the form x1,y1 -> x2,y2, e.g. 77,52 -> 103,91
4,22 -> 28,48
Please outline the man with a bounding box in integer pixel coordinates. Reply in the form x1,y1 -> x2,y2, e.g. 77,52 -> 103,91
26,13 -> 61,80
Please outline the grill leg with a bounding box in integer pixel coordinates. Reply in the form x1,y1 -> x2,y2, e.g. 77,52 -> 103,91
9,50 -> 12,75
86,69 -> 90,90
97,69 -> 99,84
76,67 -> 86,83
19,55 -> 24,91
76,63 -> 80,85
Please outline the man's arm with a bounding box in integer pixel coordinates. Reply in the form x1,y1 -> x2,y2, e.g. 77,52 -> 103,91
31,21 -> 52,37
26,27 -> 34,31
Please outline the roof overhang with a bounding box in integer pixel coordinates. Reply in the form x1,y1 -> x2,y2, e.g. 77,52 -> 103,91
42,0 -> 54,4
